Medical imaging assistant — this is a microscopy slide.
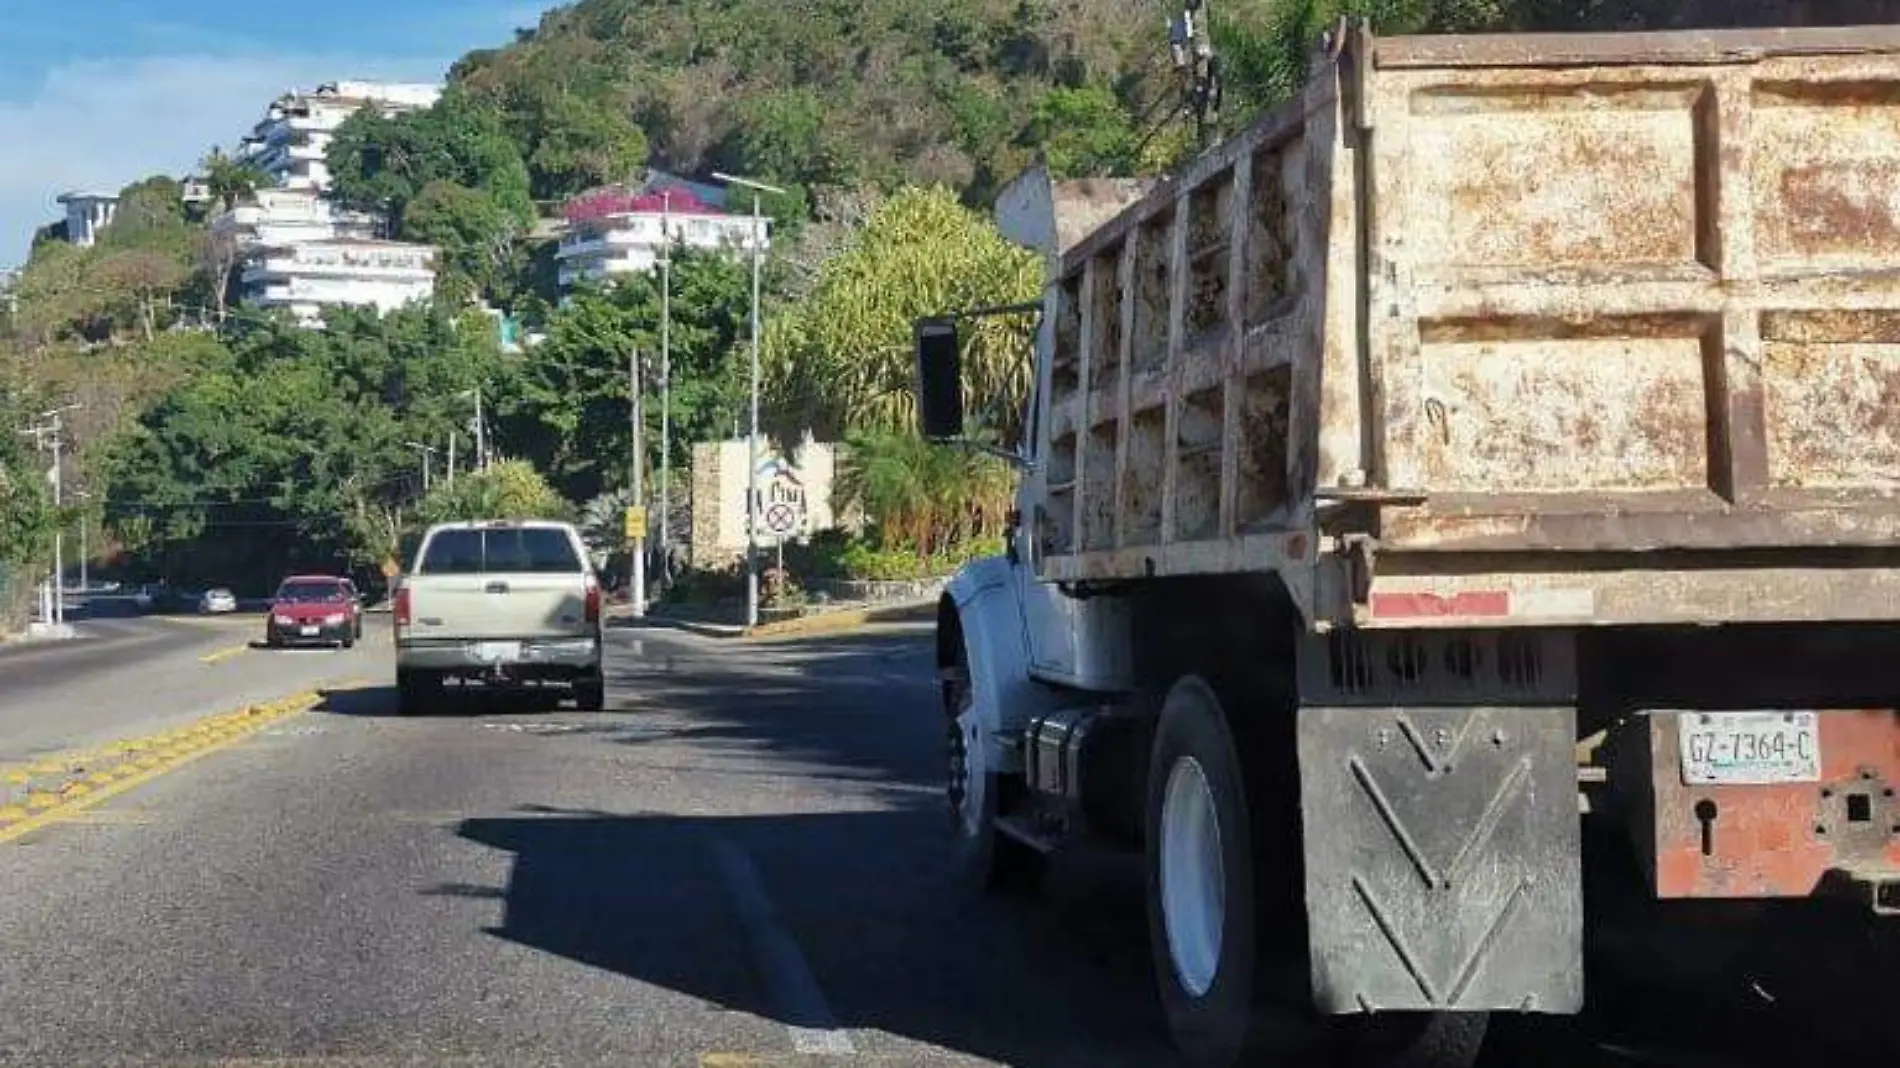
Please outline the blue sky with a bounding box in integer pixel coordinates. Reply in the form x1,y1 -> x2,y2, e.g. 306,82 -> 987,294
0,0 -> 548,265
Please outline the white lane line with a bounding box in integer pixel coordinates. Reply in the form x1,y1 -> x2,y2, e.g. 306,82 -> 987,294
712,839 -> 856,1056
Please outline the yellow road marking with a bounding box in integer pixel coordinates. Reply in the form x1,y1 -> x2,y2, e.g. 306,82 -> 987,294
199,643 -> 251,664
0,692 -> 320,845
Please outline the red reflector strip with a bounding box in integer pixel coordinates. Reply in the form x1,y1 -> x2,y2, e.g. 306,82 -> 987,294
1367,590 -> 1512,619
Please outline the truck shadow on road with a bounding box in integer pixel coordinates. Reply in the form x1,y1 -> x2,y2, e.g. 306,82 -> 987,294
419,628 -> 1184,1067
443,807 -> 1179,1068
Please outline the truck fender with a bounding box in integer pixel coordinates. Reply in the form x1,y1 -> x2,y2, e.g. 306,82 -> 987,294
937,555 -> 1062,775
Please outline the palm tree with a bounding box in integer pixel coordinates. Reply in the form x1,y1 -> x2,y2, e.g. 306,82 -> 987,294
835,426 -> 1015,558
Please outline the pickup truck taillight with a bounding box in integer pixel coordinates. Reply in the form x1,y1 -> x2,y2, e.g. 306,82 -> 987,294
394,585 -> 411,627
584,576 -> 601,623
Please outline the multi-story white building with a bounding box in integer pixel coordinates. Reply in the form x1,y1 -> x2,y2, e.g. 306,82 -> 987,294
211,187 -> 383,248
236,81 -> 441,192
214,80 -> 441,325
554,186 -> 768,291
55,191 -> 119,247
238,238 -> 435,327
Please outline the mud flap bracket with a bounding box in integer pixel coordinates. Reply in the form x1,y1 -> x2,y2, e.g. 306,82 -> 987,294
1296,705 -> 1584,1014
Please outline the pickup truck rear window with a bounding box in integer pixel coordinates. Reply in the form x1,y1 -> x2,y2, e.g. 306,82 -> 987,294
415,528 -> 583,575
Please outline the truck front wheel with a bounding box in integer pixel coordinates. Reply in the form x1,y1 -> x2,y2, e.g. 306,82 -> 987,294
944,634 -> 1043,893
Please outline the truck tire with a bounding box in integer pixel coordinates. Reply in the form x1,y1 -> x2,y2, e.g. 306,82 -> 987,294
1147,673 -> 1311,1067
944,633 -> 1043,893
395,669 -> 436,716
1146,674 -> 1488,1068
573,673 -> 606,712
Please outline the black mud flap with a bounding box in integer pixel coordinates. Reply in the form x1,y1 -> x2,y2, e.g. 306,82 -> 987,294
1296,705 -> 1583,1014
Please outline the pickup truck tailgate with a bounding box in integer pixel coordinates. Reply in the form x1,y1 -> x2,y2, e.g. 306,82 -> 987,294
408,573 -> 591,640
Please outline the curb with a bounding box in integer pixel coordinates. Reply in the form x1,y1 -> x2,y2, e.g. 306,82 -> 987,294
741,600 -> 936,640
0,690 -> 322,842
617,599 -> 938,641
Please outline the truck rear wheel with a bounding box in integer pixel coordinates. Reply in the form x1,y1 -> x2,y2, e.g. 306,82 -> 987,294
944,634 -> 1043,893
1145,673 -> 1487,1068
1147,674 -> 1315,1066
573,672 -> 605,711
395,668 -> 438,716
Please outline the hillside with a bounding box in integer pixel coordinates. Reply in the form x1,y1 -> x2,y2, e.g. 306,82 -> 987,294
446,0 -> 1180,208
442,0 -> 1900,212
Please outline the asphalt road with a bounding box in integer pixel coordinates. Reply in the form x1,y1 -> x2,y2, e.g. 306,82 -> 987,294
0,619 -> 1179,1067
0,603 -> 370,764
0,615 -> 1868,1067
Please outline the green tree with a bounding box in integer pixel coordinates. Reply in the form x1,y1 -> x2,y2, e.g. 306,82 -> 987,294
835,426 -> 1013,557
413,459 -> 571,526
520,90 -> 650,198
1022,85 -> 1141,178
400,180 -> 525,306
326,89 -> 535,228
200,148 -> 265,212
502,248 -> 751,501
96,306 -> 508,587
762,185 -> 1041,445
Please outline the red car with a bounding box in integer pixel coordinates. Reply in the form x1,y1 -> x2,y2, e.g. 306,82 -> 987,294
265,575 -> 364,648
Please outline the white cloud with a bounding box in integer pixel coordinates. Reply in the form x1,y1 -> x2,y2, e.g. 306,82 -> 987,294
0,51 -> 450,265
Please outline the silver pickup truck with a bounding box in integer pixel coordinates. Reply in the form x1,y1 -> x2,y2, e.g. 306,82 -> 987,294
393,519 -> 606,715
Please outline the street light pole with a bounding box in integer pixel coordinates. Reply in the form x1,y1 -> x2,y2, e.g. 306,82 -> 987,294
711,172 -> 782,630
630,347 -> 646,618
405,442 -> 438,493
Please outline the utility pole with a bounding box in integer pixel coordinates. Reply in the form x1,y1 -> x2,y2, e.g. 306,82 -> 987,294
658,189 -> 672,583
21,404 -> 80,630
474,389 -> 488,472
446,432 -> 457,487
711,172 -> 783,630
630,347 -> 646,617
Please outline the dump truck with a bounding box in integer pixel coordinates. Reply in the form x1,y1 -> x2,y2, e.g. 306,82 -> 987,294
915,21 -> 1900,1068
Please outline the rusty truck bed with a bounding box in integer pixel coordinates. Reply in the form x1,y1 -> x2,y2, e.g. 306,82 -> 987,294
1030,23 -> 1900,629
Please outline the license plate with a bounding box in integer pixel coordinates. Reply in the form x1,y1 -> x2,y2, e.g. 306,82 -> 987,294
474,641 -> 521,662
1679,711 -> 1821,785
299,626 -> 319,636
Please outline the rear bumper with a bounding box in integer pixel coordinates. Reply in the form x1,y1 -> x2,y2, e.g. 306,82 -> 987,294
269,622 -> 353,645
396,635 -> 602,680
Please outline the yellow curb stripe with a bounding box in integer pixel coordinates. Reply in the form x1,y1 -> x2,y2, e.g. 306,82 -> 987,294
199,643 -> 251,664
0,691 -> 320,846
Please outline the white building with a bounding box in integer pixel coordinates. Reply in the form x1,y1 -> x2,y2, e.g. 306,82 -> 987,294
55,192 -> 119,247
555,186 -> 768,291
211,187 -> 383,248
238,238 -> 435,326
236,81 -> 441,192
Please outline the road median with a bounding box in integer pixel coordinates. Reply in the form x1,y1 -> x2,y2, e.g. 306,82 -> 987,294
0,691 -> 322,842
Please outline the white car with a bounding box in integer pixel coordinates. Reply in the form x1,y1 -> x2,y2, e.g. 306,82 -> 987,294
198,587 -> 238,614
